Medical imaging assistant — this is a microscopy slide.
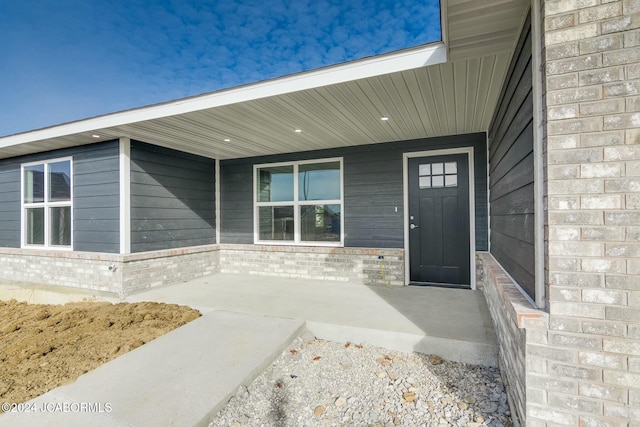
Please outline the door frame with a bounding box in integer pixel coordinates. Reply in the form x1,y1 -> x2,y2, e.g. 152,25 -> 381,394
403,147 -> 476,289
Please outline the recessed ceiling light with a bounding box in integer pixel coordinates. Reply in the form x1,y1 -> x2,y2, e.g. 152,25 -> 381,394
91,134 -> 100,138
294,129 -> 302,133
380,116 -> 390,121
224,138 -> 231,142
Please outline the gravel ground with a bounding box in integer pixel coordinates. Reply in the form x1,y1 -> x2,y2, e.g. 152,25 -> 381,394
210,338 -> 511,427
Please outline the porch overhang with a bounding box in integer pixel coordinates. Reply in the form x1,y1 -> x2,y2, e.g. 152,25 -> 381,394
0,0 -> 529,161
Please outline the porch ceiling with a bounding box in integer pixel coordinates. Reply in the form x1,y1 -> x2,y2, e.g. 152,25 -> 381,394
446,0 -> 531,61
0,0 -> 529,161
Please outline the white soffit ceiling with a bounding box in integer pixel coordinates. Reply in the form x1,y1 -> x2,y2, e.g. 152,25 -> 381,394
446,0 -> 531,61
0,0 -> 530,160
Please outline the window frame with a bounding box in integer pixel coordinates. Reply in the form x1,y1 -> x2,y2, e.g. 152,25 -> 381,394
253,157 -> 344,246
20,157 -> 73,250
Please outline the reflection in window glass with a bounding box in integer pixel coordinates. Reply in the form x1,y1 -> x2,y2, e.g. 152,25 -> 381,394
49,161 -> 71,202
24,165 -> 45,203
22,159 -> 72,248
256,159 -> 342,245
50,206 -> 71,246
258,206 -> 294,240
258,166 -> 293,202
298,162 -> 340,201
445,162 -> 457,174
300,204 -> 340,242
26,208 -> 44,245
418,161 -> 458,189
419,176 -> 431,189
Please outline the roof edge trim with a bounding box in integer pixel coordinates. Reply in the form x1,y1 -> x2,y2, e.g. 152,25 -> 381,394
1,42 -> 446,148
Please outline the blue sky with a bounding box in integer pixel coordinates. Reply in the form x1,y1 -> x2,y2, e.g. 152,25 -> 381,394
0,0 -> 441,137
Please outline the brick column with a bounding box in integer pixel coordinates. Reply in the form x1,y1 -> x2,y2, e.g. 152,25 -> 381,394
539,0 -> 640,425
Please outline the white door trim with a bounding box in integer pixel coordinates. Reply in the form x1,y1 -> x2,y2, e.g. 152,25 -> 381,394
402,147 -> 476,289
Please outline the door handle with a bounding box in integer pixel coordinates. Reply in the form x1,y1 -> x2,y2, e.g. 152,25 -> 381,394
410,224 -> 419,229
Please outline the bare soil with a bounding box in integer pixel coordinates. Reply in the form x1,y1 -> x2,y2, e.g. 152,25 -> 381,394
0,299 -> 200,408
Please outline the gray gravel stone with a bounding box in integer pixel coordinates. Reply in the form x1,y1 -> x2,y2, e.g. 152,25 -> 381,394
209,339 -> 512,427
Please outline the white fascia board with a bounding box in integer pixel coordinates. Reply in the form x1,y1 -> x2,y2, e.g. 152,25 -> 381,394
0,42 -> 446,150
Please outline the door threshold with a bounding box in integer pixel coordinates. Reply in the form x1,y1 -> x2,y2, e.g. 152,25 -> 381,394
409,281 -> 470,290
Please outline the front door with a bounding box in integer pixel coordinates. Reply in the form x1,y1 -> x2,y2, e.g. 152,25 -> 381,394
408,154 -> 470,287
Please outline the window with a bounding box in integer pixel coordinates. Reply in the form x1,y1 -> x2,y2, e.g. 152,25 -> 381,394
419,161 -> 458,189
255,158 -> 342,245
22,158 -> 72,248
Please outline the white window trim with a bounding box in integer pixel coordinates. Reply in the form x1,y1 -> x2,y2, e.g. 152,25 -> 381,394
20,157 -> 73,250
253,157 -> 344,246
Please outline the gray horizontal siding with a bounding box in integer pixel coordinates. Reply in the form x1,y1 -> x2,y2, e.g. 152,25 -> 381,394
219,162 -> 253,244
343,147 -> 404,248
0,165 -> 20,247
130,140 -> 215,253
488,11 -> 535,298
73,142 -> 120,253
0,141 -> 120,252
220,133 -> 488,250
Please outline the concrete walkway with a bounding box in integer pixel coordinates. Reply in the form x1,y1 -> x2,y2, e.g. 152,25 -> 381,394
0,273 -> 498,427
0,310 -> 305,427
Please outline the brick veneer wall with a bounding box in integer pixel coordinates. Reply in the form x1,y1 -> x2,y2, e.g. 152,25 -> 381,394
538,0 -> 640,425
0,245 -> 403,295
219,244 -> 405,286
0,245 -> 220,296
477,253 -> 548,426
119,246 -> 220,294
0,248 -> 125,295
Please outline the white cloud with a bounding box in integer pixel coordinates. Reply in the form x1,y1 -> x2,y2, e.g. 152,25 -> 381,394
0,0 -> 441,136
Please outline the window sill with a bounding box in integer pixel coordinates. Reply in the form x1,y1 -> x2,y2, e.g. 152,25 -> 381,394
21,245 -> 73,252
254,240 -> 343,247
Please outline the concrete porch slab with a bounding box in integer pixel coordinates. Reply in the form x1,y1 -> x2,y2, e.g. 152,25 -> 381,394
126,273 -> 499,366
0,273 -> 498,427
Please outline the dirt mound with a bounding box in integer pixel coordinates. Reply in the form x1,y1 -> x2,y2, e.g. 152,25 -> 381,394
0,299 -> 200,408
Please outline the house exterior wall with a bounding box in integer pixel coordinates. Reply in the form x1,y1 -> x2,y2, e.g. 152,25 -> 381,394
119,245 -> 219,294
0,158 -> 21,247
220,134 -> 488,250
0,244 -> 219,295
488,12 -> 536,299
525,1 -> 640,425
74,142 -> 121,253
477,252 -> 548,426
480,2 -> 640,425
483,13 -> 540,425
477,14 -> 548,425
0,141 -> 120,252
219,244 -> 404,285
130,140 -> 216,253
0,243 -> 401,294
